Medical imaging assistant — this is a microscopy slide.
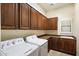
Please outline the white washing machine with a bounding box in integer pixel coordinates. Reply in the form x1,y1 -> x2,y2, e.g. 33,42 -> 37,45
25,35 -> 48,56
0,38 -> 39,56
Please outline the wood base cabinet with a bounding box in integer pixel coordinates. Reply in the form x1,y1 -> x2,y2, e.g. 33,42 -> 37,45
63,39 -> 76,55
48,37 -> 76,55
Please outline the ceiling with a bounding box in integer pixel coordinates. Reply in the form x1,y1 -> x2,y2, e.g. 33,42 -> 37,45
37,3 -> 74,13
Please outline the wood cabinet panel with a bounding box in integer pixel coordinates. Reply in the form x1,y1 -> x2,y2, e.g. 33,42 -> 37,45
1,3 -> 18,29
48,37 -> 58,50
41,16 -> 48,30
20,3 -> 30,29
57,39 -> 64,51
41,17 -> 45,30
37,13 -> 42,30
31,8 -> 38,29
43,18 -> 48,30
48,17 -> 58,30
63,39 -> 76,55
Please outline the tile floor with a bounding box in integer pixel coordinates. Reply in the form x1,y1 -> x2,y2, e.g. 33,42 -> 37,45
48,50 -> 72,56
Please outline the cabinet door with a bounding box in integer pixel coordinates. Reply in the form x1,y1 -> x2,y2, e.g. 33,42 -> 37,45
48,17 -> 58,30
42,17 -> 48,30
63,39 -> 76,55
48,37 -> 59,50
31,8 -> 38,29
46,19 -> 48,30
1,3 -> 18,29
20,4 -> 30,29
52,37 -> 59,50
57,39 -> 64,51
42,16 -> 45,30
41,16 -> 48,30
48,37 -> 53,50
37,13 -> 42,30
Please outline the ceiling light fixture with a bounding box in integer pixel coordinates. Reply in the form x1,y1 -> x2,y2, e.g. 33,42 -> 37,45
48,3 -> 56,5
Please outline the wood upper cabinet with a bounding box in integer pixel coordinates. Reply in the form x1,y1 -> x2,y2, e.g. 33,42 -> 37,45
1,3 -> 57,30
20,3 -> 30,29
41,16 -> 45,30
37,13 -> 48,30
1,3 -> 18,29
44,18 -> 48,30
37,13 -> 43,30
42,16 -> 48,30
30,8 -> 38,29
48,17 -> 58,30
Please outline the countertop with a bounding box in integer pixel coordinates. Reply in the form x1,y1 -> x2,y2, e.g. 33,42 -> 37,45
38,34 -> 76,40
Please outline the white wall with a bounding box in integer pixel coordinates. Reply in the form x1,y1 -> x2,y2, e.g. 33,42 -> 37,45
1,30 -> 45,41
73,4 -> 79,56
1,30 -> 58,41
46,4 -> 75,35
28,3 -> 46,16
45,30 -> 58,35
